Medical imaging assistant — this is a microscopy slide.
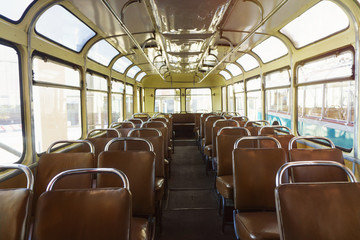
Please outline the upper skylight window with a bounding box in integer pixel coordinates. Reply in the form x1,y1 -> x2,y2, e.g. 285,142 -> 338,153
113,56 -> 133,74
236,54 -> 259,71
35,5 -> 96,52
252,37 -> 288,63
219,70 -> 231,80
136,72 -> 146,82
88,40 -> 119,66
226,64 -> 242,77
280,1 -> 349,48
0,0 -> 35,22
127,66 -> 141,79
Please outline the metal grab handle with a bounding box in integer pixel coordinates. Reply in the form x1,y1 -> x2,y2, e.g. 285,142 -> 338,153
212,119 -> 239,128
276,161 -> 356,187
0,164 -> 34,190
258,126 -> 292,135
217,127 -> 251,137
104,137 -> 154,152
244,120 -> 270,127
46,168 -> 130,191
288,136 -> 335,151
127,118 -> 144,124
127,128 -> 162,137
110,121 -> 136,128
234,136 -> 282,149
47,140 -> 95,155
141,120 -> 167,128
132,112 -> 150,118
231,116 -> 249,122
150,117 -> 169,123
205,115 -> 225,122
87,128 -> 121,138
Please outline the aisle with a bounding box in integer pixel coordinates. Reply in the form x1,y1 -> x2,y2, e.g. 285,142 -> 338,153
159,140 -> 235,240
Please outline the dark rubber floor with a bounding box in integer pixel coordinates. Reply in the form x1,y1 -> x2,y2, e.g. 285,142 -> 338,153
159,140 -> 235,240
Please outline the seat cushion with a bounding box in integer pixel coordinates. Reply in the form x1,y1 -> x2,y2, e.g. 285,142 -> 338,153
235,212 -> 279,240
155,177 -> 165,201
131,217 -> 149,240
216,175 -> 233,199
204,145 -> 212,157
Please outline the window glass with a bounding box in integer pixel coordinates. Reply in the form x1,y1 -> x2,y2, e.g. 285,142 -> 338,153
112,80 -> 124,122
35,5 -> 95,52
33,57 -> 80,87
280,1 -> 349,48
137,88 -> 141,112
227,85 -> 234,112
236,54 -> 259,71
297,51 -> 353,84
127,66 -> 141,79
113,56 -> 133,74
252,37 -> 288,63
125,85 -> 134,119
226,64 -> 242,77
33,57 -> 81,152
186,88 -> 212,113
234,82 -> 244,92
266,88 -> 290,113
265,68 -> 290,88
87,73 -> 107,91
88,40 -> 119,66
155,89 -> 181,113
222,87 -> 227,111
0,0 -> 35,22
219,70 -> 231,80
235,92 -> 245,116
0,44 -> 23,163
86,73 -> 108,131
136,72 -> 146,82
247,91 -> 262,120
246,76 -> 262,91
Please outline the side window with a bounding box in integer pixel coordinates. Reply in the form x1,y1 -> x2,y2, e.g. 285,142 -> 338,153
246,76 -> 262,120
125,84 -> 134,119
185,88 -> 212,113
227,85 -> 234,112
234,82 -> 245,116
33,56 -> 81,152
111,80 -> 124,122
154,89 -> 181,113
297,50 -> 354,150
0,44 -> 24,163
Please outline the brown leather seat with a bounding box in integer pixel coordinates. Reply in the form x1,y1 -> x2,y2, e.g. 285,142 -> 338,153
86,128 -> 121,160
0,164 -> 33,240
33,140 -> 95,214
128,118 -> 144,128
151,117 -> 172,155
230,116 -> 248,127
275,161 -> 360,240
289,136 -> 348,182
244,120 -> 270,136
258,126 -> 295,158
110,121 -> 136,137
33,168 -> 131,240
199,113 -> 214,152
233,136 -> 287,240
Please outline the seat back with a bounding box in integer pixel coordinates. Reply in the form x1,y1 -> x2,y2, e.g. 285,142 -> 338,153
200,113 -> 214,139
244,120 -> 270,136
34,140 -> 95,212
275,161 -> 359,240
0,164 -> 33,240
127,118 -> 144,128
33,168 -> 131,240
128,128 -> 165,178
204,115 -> 224,146
142,120 -> 169,158
216,127 -> 251,176
150,117 -> 171,148
86,128 -> 121,160
259,126 -> 295,156
289,136 -> 348,182
233,136 -> 287,211
212,119 -> 239,158
110,121 -> 135,137
230,116 -> 248,127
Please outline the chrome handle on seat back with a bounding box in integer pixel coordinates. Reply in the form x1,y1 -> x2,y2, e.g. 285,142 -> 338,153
234,136 -> 282,149
258,126 -> 292,135
87,128 -> 121,138
127,128 -> 162,137
46,168 -> 130,191
212,119 -> 240,128
288,136 -> 335,151
217,127 -> 251,137
104,137 -> 154,152
275,161 -> 356,187
0,164 -> 34,190
244,120 -> 270,127
47,140 -> 95,155
141,120 -> 167,128
150,117 -> 169,123
230,116 -> 249,122
110,121 -> 136,128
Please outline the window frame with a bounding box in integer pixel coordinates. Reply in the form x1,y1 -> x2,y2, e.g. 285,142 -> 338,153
0,0 -> 37,24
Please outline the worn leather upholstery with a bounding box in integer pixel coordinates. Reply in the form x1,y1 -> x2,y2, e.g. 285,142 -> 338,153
87,137 -> 121,160
233,148 -> 287,240
131,217 -> 150,240
203,115 -> 223,157
289,148 -> 348,182
143,121 -> 169,159
0,189 -> 32,240
212,120 -> 238,158
276,182 -> 360,240
216,175 -> 234,199
34,153 -> 95,212
33,188 -> 131,240
199,113 -> 214,140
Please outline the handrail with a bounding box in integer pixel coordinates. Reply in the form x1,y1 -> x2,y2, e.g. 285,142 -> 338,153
234,136 -> 281,149
276,161 -> 356,187
244,120 -> 270,127
47,140 -> 95,155
258,126 -> 292,135
127,128 -> 162,137
110,121 -> 136,128
288,136 -> 335,151
87,128 -> 121,138
104,137 -> 154,152
217,127 -> 251,137
212,119 -> 239,128
150,117 -> 169,123
0,164 -> 34,190
141,120 -> 167,128
46,168 -> 129,191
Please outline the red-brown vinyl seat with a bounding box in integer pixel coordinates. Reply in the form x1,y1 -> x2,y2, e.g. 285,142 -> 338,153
110,121 -> 136,137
